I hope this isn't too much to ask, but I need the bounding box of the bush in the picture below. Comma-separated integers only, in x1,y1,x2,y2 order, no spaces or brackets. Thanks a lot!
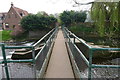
21,14,57,31
69,24,94,33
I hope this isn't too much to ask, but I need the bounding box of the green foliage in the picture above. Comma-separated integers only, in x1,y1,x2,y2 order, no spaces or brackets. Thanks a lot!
60,10,87,27
91,2,119,37
21,14,40,30
21,14,57,31
69,24,94,33
36,11,48,16
118,2,120,36
0,30,12,41
60,11,72,26
74,11,87,23
98,8,105,37
47,16,57,27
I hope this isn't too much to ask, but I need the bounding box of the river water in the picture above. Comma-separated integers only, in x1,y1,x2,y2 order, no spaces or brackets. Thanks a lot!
0,41,120,79
0,42,35,79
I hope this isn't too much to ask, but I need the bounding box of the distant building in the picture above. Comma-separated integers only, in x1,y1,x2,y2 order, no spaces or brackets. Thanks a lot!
2,3,28,35
85,11,93,22
0,13,7,29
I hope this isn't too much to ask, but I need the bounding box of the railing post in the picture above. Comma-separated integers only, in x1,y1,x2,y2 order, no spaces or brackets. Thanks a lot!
32,46,37,79
1,44,10,80
73,37,75,44
68,32,70,42
88,49,93,80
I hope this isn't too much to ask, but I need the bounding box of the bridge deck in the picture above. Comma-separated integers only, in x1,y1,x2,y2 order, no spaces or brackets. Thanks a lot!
44,29,74,78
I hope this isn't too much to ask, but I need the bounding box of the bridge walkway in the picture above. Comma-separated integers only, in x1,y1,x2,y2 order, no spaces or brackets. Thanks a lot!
44,28,74,78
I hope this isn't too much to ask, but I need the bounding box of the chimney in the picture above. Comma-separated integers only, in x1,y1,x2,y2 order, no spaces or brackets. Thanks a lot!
11,2,14,6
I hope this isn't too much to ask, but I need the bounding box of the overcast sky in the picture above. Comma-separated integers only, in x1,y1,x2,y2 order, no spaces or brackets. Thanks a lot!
0,0,93,14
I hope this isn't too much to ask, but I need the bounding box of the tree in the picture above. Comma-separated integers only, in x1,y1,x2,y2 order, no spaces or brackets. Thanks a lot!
48,16,57,27
60,11,72,26
60,10,87,27
21,13,57,31
74,11,87,23
91,2,119,37
36,11,48,17
21,14,41,30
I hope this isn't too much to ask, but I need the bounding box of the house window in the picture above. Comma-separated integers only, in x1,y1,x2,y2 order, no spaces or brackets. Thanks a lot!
20,13,23,16
13,25,15,28
5,23,9,28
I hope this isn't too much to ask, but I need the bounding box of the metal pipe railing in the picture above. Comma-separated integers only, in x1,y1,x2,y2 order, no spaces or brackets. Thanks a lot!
0,43,10,80
63,27,120,80
0,61,3,64
64,27,92,49
35,27,58,61
92,64,120,68
0,27,58,79
63,27,89,66
33,28,55,47
5,46,33,49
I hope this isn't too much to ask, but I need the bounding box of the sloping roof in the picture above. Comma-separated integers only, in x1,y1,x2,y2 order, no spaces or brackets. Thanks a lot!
3,3,29,22
14,7,28,16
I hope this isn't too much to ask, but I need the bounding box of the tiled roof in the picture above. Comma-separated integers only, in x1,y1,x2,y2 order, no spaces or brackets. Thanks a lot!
13,7,28,16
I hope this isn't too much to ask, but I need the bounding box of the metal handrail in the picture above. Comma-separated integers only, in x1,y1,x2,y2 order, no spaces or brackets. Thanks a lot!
33,28,55,47
5,46,33,49
64,27,120,51
0,61,3,64
35,28,57,60
63,27,120,79
64,27,92,49
0,27,58,80
63,27,89,66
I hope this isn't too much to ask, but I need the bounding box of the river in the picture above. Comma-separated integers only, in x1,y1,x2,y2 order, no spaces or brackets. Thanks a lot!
0,42,35,79
0,41,119,79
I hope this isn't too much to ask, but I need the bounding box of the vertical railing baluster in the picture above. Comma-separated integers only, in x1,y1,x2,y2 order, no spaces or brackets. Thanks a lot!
88,49,93,80
73,37,75,44
1,44,10,80
32,46,36,79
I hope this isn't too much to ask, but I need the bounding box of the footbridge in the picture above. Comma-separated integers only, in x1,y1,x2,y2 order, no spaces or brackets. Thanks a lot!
0,27,120,80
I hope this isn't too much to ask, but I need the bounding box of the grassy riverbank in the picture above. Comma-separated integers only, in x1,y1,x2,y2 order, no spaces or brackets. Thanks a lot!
0,30,12,41
0,28,53,44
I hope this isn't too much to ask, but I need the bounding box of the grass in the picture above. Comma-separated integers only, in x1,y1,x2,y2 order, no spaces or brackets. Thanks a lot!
0,30,12,41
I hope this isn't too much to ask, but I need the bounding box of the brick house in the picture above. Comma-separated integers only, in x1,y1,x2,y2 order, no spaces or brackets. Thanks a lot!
3,3,28,35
